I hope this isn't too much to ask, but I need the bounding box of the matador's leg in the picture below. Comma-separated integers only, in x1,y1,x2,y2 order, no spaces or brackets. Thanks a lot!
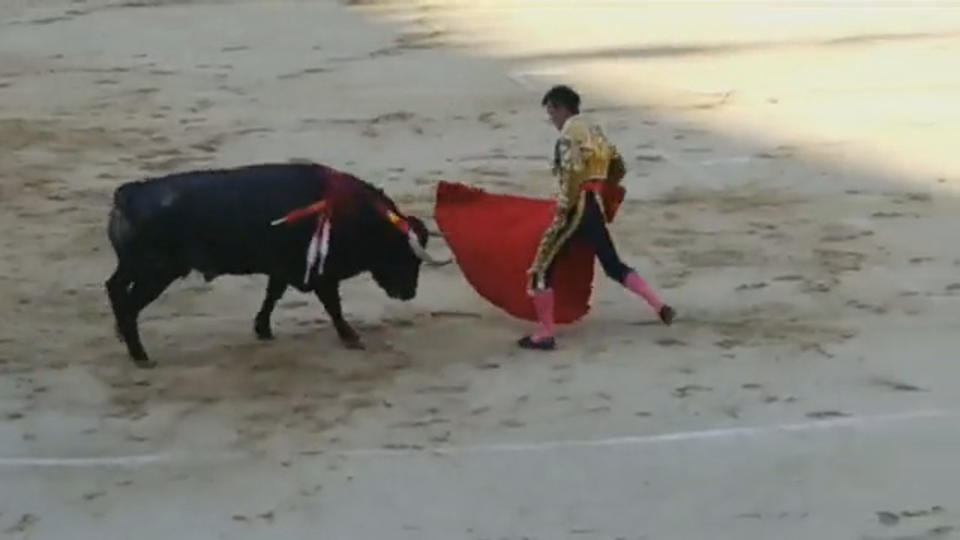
579,194,676,325
520,202,585,350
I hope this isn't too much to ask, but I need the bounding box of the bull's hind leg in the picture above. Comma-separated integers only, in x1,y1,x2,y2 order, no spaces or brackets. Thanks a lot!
105,261,133,342
118,269,178,368
254,275,288,340
315,282,362,349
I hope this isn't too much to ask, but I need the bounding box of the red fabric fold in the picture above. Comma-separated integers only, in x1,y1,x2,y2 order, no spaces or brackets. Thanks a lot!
433,180,626,324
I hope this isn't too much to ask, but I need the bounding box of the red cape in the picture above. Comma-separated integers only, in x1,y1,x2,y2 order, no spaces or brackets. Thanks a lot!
434,180,625,324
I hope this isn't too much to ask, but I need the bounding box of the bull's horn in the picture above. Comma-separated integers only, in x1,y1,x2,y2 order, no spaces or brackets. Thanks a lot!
407,232,451,266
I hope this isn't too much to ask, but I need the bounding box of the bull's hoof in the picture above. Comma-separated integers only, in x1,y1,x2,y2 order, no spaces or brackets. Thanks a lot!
132,355,157,369
254,326,275,341
254,318,275,340
342,337,365,350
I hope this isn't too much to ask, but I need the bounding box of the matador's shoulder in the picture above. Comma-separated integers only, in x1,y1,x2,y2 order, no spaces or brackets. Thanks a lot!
560,115,594,140
561,115,612,144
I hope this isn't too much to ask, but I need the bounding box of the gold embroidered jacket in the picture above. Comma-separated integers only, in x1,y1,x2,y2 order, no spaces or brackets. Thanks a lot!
528,114,626,289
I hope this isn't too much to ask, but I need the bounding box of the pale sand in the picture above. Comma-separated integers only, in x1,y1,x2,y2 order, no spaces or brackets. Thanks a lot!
1,1,959,538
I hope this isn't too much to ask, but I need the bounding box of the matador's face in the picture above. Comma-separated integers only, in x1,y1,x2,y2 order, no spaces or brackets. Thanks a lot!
545,102,570,131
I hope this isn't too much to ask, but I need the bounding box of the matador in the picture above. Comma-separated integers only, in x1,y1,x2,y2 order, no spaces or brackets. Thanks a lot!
520,85,676,350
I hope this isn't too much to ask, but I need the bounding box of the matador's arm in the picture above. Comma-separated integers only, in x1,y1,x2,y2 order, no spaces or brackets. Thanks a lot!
606,142,626,186
553,134,587,214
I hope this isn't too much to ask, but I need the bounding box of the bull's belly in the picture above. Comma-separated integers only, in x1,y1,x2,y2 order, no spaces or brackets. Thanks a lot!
183,243,360,291
182,239,293,279
144,222,361,288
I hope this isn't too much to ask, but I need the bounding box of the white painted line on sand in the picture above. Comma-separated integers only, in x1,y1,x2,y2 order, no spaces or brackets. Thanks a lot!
0,410,947,467
699,155,755,166
343,409,950,457
658,150,716,183
507,67,570,90
0,452,240,469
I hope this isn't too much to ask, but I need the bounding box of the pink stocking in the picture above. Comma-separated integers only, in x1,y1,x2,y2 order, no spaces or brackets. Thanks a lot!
531,288,555,341
623,271,663,312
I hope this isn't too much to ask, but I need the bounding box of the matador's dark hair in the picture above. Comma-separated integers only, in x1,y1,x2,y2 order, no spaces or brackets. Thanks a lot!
541,84,581,114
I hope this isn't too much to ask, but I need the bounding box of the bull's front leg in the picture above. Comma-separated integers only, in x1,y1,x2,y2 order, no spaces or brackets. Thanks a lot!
254,275,288,340
314,281,363,349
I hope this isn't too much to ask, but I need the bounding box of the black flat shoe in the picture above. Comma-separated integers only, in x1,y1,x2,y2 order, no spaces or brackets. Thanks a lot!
517,335,556,350
659,305,676,326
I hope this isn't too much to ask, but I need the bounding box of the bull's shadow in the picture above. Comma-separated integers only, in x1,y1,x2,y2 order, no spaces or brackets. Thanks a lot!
94,278,514,449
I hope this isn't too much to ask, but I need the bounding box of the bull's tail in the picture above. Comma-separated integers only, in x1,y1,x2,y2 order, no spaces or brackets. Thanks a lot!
107,185,137,254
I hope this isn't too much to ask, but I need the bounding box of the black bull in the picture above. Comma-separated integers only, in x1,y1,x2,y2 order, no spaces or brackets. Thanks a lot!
105,162,450,368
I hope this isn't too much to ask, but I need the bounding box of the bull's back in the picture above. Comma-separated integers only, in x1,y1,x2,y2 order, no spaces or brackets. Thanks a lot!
113,163,328,276
118,164,322,220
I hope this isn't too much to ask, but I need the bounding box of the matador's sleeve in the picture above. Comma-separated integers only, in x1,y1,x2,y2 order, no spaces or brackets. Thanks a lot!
554,131,587,213
606,140,626,186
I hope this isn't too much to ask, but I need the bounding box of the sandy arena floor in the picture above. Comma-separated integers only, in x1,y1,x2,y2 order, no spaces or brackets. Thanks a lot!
1,1,960,539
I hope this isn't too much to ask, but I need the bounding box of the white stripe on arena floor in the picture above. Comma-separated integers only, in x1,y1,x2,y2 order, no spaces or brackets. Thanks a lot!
0,409,947,467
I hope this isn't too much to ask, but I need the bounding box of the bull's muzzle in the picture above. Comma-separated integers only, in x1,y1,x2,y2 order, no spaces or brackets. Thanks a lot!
407,232,452,267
